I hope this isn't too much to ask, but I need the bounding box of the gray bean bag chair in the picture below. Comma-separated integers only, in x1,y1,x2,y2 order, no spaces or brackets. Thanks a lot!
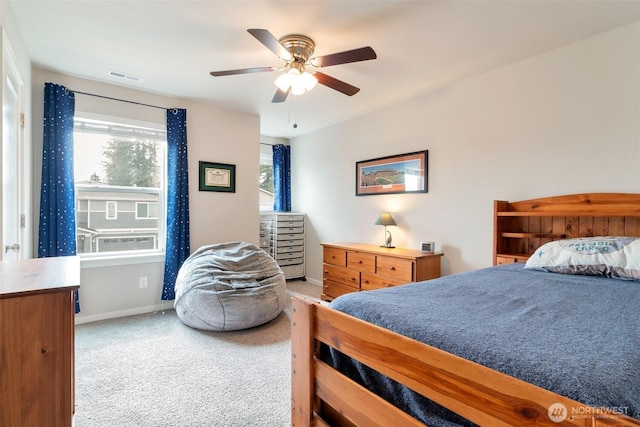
174,242,286,331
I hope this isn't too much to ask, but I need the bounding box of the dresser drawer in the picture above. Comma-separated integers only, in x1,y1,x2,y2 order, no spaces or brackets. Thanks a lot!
322,279,357,300
276,233,304,242
324,247,347,267
277,214,305,222
496,255,528,265
360,272,407,291
276,252,304,263
323,264,359,289
276,226,303,234
376,256,413,281
347,251,375,273
276,220,304,228
276,244,303,253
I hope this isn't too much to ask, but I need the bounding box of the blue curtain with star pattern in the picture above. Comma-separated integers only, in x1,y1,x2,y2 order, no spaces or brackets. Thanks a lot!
38,82,80,312
273,144,291,211
161,108,190,300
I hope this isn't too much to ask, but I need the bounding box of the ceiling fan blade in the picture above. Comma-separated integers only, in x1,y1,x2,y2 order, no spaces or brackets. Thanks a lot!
210,66,276,77
272,88,290,103
247,29,293,61
310,46,377,68
314,72,360,96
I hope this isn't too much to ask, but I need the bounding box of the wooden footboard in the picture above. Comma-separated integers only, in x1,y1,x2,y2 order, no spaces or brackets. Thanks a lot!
291,296,640,427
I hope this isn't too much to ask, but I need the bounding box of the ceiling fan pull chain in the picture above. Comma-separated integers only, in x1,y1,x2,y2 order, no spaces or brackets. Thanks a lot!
293,95,298,129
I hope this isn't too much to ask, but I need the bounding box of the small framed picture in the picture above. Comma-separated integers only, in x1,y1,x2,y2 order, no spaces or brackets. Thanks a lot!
199,161,236,193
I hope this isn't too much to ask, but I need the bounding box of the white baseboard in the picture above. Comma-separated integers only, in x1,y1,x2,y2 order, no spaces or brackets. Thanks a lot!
303,277,322,286
75,301,175,325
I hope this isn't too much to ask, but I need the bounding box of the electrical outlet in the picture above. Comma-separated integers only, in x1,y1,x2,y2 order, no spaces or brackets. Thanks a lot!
139,276,148,288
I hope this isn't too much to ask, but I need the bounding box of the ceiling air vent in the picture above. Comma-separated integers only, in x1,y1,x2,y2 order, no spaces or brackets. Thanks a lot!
108,70,144,83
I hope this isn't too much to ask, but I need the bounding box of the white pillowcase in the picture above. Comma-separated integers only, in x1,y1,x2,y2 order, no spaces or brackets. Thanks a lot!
524,236,640,281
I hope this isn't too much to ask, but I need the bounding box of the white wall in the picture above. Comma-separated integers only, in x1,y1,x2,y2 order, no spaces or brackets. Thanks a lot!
31,69,260,323
292,22,640,283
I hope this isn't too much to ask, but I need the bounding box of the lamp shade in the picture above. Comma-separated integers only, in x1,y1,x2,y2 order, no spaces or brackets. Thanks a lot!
374,213,396,226
275,68,318,95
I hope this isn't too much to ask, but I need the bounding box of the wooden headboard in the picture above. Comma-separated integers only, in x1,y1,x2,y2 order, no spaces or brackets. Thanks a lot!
493,193,640,265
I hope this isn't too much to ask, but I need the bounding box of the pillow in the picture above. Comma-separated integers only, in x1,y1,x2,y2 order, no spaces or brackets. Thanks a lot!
524,236,640,281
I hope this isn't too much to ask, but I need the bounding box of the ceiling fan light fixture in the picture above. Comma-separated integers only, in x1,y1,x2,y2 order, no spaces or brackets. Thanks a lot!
301,71,318,91
274,71,293,91
275,68,317,95
290,80,306,96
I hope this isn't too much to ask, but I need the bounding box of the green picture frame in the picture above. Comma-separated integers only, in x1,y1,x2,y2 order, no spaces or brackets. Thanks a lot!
199,161,236,193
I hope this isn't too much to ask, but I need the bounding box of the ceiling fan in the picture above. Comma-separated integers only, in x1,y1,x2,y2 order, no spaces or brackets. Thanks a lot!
210,29,377,103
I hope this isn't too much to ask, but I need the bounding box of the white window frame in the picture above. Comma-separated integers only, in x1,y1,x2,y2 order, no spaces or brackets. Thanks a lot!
74,112,167,267
105,201,117,220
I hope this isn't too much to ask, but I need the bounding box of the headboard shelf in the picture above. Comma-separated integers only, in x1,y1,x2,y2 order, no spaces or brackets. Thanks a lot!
497,211,640,217
501,232,567,239
493,193,640,265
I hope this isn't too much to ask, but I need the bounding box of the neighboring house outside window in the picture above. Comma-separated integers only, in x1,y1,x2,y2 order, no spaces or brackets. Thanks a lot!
259,142,274,211
74,116,166,256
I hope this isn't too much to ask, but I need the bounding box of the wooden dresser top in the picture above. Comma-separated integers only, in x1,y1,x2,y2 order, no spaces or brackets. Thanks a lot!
321,242,443,260
0,256,80,298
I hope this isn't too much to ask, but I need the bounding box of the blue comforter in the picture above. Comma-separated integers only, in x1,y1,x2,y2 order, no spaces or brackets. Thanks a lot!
324,263,640,426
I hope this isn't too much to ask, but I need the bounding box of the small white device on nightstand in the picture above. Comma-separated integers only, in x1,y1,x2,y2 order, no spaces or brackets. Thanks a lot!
420,241,435,254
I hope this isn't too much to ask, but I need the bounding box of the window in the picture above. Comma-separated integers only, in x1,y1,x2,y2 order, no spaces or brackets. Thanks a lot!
106,201,117,219
136,202,158,219
74,116,166,255
259,143,274,211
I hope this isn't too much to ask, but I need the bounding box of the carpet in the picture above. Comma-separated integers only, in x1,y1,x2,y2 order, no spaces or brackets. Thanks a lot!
74,281,321,427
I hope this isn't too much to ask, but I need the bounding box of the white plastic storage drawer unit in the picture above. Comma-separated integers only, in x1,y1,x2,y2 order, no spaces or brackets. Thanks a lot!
259,213,306,280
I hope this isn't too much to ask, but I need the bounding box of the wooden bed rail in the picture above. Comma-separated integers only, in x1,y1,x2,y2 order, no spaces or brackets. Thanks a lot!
291,296,640,427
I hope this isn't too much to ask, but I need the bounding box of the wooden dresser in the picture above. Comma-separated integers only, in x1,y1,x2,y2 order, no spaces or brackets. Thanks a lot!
321,242,443,301
0,256,80,427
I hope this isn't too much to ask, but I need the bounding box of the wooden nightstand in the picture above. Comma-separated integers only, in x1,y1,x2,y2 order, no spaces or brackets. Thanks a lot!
320,242,443,302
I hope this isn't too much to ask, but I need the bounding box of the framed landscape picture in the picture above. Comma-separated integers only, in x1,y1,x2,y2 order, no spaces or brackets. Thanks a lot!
199,161,236,192
356,150,428,196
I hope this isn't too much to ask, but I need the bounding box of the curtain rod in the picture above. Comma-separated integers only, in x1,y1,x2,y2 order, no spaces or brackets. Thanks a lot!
71,89,170,111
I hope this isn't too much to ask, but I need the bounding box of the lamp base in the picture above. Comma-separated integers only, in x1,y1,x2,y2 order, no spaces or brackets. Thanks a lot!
380,245,396,248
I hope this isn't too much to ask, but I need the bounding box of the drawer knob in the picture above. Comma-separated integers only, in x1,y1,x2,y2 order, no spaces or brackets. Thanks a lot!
324,270,329,274
351,277,356,281
358,260,363,264
331,255,335,259
389,266,396,271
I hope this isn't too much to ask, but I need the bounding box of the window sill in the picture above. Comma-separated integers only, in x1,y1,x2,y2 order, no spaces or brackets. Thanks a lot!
80,251,165,269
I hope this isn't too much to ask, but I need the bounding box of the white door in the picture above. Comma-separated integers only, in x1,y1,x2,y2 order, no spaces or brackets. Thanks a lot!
1,38,24,260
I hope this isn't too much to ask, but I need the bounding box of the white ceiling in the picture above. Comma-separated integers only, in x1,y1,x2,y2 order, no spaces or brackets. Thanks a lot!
9,0,640,138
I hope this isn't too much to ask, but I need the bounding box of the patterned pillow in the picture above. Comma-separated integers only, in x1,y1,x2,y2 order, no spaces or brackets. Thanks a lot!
524,237,640,281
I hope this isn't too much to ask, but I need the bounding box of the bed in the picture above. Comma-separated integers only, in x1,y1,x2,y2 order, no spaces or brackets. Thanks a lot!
291,193,640,427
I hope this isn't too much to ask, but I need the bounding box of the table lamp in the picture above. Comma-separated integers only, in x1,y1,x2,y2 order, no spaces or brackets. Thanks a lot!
375,213,396,248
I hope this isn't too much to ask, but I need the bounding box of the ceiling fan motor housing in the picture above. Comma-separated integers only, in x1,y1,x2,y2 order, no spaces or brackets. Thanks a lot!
279,34,315,64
